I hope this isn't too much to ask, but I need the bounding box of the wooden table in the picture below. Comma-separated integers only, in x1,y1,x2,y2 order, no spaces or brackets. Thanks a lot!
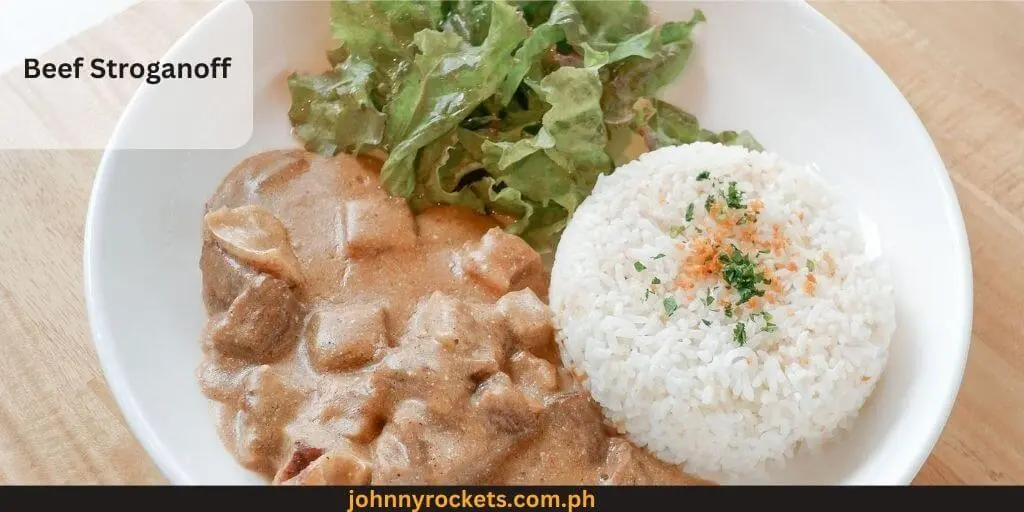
0,1,1021,485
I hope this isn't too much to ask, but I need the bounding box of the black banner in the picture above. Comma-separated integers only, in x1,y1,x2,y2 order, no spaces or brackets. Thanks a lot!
0,485,1019,510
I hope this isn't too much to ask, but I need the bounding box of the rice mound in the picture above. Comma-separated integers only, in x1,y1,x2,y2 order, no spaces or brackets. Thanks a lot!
548,142,896,482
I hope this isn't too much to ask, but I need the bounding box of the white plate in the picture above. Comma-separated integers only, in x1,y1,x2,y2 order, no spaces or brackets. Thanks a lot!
84,0,973,485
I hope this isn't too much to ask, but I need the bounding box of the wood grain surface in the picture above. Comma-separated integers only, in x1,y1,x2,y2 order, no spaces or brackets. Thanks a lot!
0,0,1021,485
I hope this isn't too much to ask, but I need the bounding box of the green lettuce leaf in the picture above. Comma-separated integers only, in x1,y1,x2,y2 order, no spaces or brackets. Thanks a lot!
287,57,386,156
494,86,550,140
572,0,651,46
331,0,444,51
582,10,705,68
498,0,583,104
409,130,486,212
288,0,761,254
482,128,555,169
441,0,493,45
530,66,612,175
482,140,577,211
476,66,610,232
634,98,763,151
467,178,569,253
329,0,444,97
464,82,548,142
605,122,648,167
511,199,569,252
380,0,530,197
510,0,556,27
599,9,706,124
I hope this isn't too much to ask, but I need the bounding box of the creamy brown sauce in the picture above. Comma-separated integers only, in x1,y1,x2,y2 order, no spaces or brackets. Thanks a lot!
196,149,707,485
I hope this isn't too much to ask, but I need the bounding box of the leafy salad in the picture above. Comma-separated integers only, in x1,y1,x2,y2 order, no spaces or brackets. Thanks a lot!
287,0,760,252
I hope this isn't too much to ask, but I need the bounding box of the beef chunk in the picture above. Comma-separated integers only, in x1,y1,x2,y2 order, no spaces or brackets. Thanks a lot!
207,274,300,362
460,228,542,295
600,438,655,485
199,238,258,314
372,399,431,484
275,443,372,486
481,390,610,485
372,399,519,485
197,355,250,403
471,372,541,435
304,304,388,372
403,292,506,379
496,289,554,355
507,350,559,397
232,366,303,473
600,438,708,485
272,441,324,484
343,197,417,258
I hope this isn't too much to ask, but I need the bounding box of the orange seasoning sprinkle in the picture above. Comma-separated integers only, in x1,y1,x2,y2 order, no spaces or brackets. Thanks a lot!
773,224,783,238
760,268,782,302
679,235,723,281
739,225,758,243
766,224,790,257
803,273,818,295
710,224,729,245
720,213,739,231
823,252,837,277
709,202,725,219
675,276,696,290
667,184,789,330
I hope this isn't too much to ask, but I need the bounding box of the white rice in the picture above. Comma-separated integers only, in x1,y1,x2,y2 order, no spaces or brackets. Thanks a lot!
548,142,896,482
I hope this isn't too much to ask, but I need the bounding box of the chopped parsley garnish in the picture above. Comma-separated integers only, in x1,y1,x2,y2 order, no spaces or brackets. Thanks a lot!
806,259,816,272
759,311,778,334
668,225,686,237
643,289,652,301
702,288,715,307
758,249,771,255
736,213,749,225
651,277,661,285
696,170,711,181
685,203,695,223
701,319,712,327
725,181,746,209
653,253,666,260
704,195,715,212
724,303,733,318
634,261,646,272
663,297,679,317
718,246,768,305
733,322,747,346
